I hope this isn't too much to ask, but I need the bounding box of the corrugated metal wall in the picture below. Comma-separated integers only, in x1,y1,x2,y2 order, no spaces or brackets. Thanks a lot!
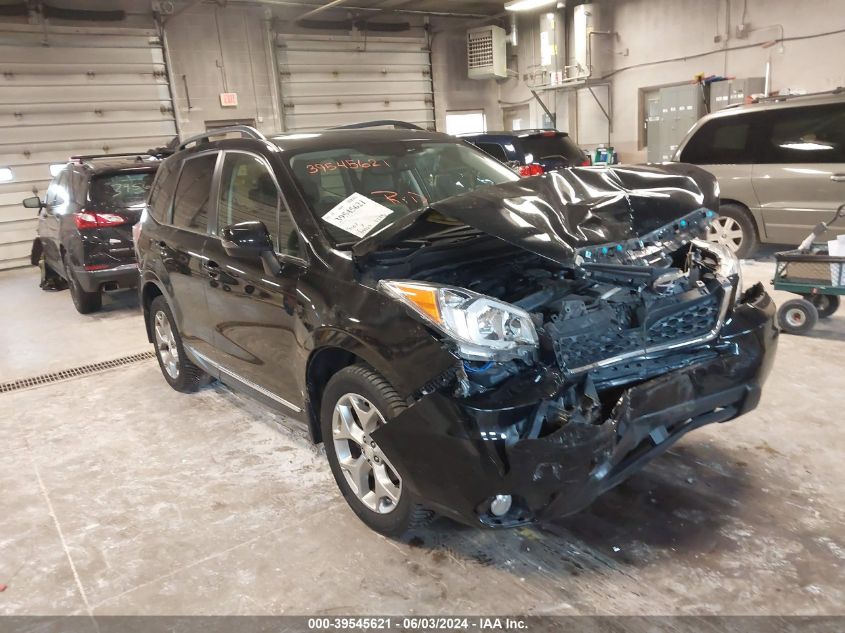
0,23,177,270
275,29,435,132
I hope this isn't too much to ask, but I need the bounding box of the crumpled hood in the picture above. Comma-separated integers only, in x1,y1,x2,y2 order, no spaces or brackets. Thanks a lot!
354,163,719,265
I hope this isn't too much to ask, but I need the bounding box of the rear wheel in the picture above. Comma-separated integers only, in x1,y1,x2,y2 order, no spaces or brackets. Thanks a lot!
706,203,759,259
63,254,101,313
778,298,818,335
803,294,840,319
321,365,433,536
150,296,210,393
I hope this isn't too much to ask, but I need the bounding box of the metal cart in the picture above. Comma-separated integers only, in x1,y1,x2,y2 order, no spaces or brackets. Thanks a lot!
772,204,845,335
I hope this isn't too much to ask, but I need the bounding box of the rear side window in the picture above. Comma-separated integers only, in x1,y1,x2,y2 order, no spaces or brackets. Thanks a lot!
680,113,760,164
148,159,179,223
475,142,509,163
518,134,583,163
764,103,845,164
89,172,154,210
172,153,217,232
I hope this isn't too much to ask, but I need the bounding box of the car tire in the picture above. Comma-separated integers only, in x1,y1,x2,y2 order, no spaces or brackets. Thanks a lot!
777,298,818,335
706,203,759,259
321,365,434,537
150,296,210,393
803,294,840,319
63,254,101,313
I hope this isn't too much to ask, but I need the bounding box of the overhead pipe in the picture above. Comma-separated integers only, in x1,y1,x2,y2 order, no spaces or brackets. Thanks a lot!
297,0,351,22
225,0,489,19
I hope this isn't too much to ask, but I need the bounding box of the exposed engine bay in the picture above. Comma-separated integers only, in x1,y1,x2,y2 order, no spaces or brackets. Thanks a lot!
366,228,737,397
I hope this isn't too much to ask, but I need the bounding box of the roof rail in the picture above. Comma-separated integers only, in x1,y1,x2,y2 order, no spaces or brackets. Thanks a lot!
178,125,267,150
753,86,844,104
330,120,424,131
69,152,163,162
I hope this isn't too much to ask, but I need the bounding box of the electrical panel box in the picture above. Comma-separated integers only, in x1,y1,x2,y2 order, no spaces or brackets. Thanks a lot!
710,77,766,111
467,25,507,80
647,84,709,163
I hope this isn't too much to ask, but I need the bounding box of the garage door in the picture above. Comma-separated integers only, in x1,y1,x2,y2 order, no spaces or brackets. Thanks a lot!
275,31,435,132
0,24,177,270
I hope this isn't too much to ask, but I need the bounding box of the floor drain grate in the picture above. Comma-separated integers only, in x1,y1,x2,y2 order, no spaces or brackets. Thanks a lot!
0,351,156,394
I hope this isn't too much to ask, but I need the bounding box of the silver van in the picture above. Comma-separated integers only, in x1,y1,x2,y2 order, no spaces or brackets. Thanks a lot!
674,90,845,257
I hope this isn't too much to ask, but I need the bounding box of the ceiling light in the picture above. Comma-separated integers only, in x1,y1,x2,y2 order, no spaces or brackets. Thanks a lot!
0,167,13,183
50,163,66,177
505,0,557,12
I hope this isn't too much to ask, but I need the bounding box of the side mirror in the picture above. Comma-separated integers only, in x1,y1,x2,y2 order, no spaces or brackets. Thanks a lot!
220,221,281,276
221,221,273,257
23,196,43,210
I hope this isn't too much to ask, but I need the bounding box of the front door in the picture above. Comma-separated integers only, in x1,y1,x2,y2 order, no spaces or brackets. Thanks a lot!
203,150,308,413
752,102,845,243
39,169,69,270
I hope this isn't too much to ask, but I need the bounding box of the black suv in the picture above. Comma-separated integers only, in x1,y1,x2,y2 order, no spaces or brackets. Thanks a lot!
461,129,590,176
137,124,777,536
25,154,161,313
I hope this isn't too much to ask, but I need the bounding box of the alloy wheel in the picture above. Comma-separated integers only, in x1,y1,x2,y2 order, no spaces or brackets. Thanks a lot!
706,216,745,254
332,393,402,514
154,310,180,379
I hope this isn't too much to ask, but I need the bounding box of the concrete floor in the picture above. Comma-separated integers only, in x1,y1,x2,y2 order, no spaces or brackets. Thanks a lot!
1,256,844,616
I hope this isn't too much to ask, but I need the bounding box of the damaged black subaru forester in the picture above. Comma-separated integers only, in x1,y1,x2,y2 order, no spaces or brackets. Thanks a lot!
136,124,777,536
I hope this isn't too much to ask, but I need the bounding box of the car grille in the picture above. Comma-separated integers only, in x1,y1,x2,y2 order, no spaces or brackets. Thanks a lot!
551,292,723,373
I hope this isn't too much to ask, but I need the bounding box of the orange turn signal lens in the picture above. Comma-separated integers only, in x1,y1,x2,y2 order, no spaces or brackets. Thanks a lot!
389,283,441,323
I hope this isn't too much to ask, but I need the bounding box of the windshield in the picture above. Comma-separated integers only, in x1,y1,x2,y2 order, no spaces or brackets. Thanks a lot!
288,141,518,243
518,134,584,163
89,171,155,209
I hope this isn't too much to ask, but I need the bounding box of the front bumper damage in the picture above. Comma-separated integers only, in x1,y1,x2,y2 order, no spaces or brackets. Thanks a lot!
371,283,778,528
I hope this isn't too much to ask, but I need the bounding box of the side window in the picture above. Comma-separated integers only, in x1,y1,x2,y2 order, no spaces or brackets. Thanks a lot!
217,153,301,258
172,153,217,232
475,142,509,163
148,159,179,223
680,114,760,164
765,104,845,164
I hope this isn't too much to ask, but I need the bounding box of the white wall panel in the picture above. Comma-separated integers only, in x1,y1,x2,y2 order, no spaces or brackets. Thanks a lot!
0,23,176,269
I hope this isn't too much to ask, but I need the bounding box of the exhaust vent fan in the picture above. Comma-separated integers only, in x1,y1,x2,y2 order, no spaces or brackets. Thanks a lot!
467,25,507,80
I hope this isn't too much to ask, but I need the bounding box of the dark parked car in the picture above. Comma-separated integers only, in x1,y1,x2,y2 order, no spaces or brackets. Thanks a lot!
26,154,161,313
461,129,590,176
136,124,777,536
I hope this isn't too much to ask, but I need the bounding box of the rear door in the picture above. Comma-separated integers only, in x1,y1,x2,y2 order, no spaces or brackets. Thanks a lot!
751,102,845,242
202,150,307,414
159,151,219,357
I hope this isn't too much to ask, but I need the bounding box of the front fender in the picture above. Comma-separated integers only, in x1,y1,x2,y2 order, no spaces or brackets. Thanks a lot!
306,324,456,400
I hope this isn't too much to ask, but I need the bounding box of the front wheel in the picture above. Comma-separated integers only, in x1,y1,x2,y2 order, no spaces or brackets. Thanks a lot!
778,298,818,335
321,365,433,536
803,294,840,319
150,296,210,393
706,203,759,259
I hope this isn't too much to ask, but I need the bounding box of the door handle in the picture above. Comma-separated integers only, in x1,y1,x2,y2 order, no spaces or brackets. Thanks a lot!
831,174,845,182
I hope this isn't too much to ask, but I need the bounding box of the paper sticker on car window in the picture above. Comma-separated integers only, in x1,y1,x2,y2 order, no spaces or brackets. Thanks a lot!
321,192,394,238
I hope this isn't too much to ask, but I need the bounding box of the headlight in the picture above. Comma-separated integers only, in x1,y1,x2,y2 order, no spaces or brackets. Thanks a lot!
691,239,743,301
379,280,539,361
